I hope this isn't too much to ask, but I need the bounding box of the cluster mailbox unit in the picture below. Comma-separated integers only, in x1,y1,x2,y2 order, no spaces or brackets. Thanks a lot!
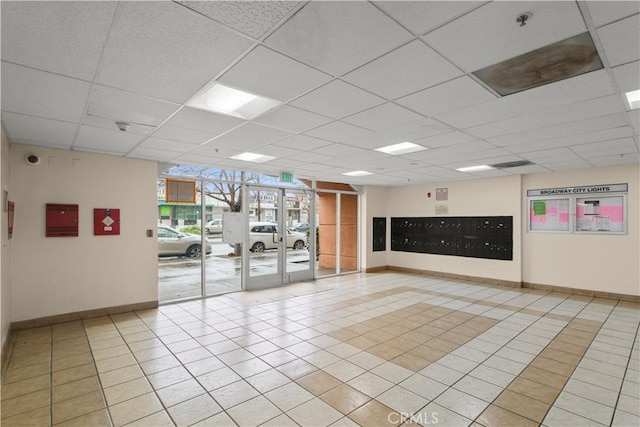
391,216,513,261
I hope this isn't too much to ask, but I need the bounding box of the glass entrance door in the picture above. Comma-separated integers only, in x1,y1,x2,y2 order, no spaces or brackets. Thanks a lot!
246,186,313,290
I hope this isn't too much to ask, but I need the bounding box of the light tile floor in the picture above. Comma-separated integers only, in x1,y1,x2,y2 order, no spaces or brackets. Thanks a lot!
2,272,639,426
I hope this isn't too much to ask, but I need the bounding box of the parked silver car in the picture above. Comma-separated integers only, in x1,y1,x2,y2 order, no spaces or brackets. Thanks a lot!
158,224,212,258
249,222,306,253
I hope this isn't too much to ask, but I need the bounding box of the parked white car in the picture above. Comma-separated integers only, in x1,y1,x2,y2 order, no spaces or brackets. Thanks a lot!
249,222,306,253
158,224,212,258
205,219,223,234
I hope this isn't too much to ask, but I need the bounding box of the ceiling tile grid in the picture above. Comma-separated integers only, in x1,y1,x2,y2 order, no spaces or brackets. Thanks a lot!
0,1,638,187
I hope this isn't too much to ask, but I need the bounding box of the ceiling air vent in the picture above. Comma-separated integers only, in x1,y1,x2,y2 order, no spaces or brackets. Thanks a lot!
474,32,603,96
491,160,535,169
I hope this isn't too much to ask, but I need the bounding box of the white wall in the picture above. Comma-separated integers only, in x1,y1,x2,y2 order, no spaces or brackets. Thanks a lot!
10,144,159,322
384,175,522,283
1,128,11,349
522,164,639,296
361,186,389,270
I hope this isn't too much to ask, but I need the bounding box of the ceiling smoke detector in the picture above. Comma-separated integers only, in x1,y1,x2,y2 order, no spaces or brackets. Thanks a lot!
116,121,130,132
516,12,532,27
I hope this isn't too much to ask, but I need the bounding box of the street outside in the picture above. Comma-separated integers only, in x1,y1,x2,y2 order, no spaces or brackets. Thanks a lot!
158,235,311,302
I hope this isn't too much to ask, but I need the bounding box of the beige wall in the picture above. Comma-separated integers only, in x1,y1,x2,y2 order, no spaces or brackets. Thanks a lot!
384,175,523,283
522,164,639,296
9,144,159,322
1,128,11,350
361,186,389,269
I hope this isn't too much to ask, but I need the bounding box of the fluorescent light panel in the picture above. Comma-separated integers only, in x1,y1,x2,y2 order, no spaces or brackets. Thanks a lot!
230,152,276,163
342,170,373,176
187,82,281,119
456,165,494,172
626,89,640,110
375,142,427,155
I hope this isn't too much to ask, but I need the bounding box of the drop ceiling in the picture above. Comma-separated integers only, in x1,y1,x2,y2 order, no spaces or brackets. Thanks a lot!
1,1,638,186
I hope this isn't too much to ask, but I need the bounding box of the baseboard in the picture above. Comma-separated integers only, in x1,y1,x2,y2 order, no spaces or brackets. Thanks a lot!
1,324,16,383
11,300,159,331
522,282,640,302
364,265,639,301
385,265,522,288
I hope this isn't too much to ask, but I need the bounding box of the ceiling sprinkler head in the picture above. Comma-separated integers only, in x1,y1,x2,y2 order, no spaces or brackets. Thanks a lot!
516,12,532,27
116,121,130,132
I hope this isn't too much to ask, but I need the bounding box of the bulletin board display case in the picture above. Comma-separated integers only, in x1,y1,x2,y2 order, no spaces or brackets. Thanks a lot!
528,197,571,233
575,195,626,234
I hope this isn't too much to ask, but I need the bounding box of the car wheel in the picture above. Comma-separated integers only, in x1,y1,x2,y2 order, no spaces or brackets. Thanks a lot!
293,240,305,250
186,244,201,258
251,242,265,253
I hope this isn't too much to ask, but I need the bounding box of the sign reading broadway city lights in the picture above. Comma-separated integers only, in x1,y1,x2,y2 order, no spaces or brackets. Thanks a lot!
527,183,628,197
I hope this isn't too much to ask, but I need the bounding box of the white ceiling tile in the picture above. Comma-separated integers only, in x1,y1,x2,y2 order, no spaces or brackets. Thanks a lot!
342,40,463,100
205,123,292,151
423,2,586,71
291,80,384,119
487,113,628,147
82,115,156,136
152,125,216,145
536,158,592,170
408,140,497,161
312,144,387,162
1,112,77,149
250,145,301,159
508,125,634,153
254,105,332,133
172,153,222,167
265,2,412,76
343,103,425,132
629,111,640,135
586,1,640,27
141,137,200,153
272,135,334,151
74,125,144,154
413,131,478,148
187,145,240,159
304,121,376,146
504,164,550,174
127,146,179,162
0,2,117,81
466,95,624,139
571,137,638,156
597,14,640,67
518,147,579,162
396,76,495,117
588,153,639,166
176,1,299,39
612,61,640,94
282,151,334,164
96,2,252,103
372,118,455,148
163,108,245,135
87,85,180,128
220,46,332,102
374,1,484,35
436,69,615,129
1,63,91,123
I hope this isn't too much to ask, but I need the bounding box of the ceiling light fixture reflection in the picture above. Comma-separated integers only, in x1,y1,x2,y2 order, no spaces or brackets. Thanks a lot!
625,89,640,110
342,170,374,176
456,165,494,173
187,82,281,119
375,142,427,155
230,152,276,163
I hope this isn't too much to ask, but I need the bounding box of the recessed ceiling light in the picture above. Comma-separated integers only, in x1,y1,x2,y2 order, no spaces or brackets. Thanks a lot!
342,170,374,176
230,152,276,163
375,141,427,155
456,165,494,172
187,82,281,119
625,89,640,110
